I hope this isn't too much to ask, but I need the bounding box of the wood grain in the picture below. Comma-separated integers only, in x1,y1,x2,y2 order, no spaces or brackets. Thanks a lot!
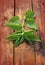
33,0,45,65
14,0,35,65
33,0,45,46
0,0,45,65
0,0,14,65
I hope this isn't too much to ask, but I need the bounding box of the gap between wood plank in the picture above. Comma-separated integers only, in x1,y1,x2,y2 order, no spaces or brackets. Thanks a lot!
31,0,33,11
13,0,16,65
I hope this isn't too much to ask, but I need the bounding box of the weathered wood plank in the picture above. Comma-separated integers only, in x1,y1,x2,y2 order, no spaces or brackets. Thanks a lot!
33,0,45,46
0,0,14,65
14,0,35,65
33,0,45,65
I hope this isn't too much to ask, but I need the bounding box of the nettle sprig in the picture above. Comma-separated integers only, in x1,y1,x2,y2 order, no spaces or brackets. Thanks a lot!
5,10,41,46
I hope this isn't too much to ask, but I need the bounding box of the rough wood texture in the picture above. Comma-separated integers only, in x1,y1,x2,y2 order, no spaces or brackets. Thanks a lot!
33,0,45,65
14,42,35,65
14,0,35,65
33,0,45,46
0,0,45,65
0,0,14,65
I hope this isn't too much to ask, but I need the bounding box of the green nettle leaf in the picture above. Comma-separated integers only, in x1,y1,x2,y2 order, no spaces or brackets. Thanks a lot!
14,36,24,46
29,35,41,42
24,35,33,44
25,10,36,18
25,32,41,42
7,32,23,41
5,16,22,31
24,30,41,43
5,10,41,46
25,18,38,30
6,22,22,31
8,16,20,24
24,30,34,36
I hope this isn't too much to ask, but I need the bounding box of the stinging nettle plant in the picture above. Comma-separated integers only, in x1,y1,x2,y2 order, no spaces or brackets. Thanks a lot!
5,10,41,46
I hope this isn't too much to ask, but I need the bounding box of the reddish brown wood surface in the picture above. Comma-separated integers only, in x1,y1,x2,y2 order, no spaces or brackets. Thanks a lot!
33,0,45,46
14,0,35,65
33,0,45,65
0,0,14,65
0,0,45,65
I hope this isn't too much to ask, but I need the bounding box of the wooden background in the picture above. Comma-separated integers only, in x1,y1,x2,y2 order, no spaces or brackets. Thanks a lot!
0,0,45,65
